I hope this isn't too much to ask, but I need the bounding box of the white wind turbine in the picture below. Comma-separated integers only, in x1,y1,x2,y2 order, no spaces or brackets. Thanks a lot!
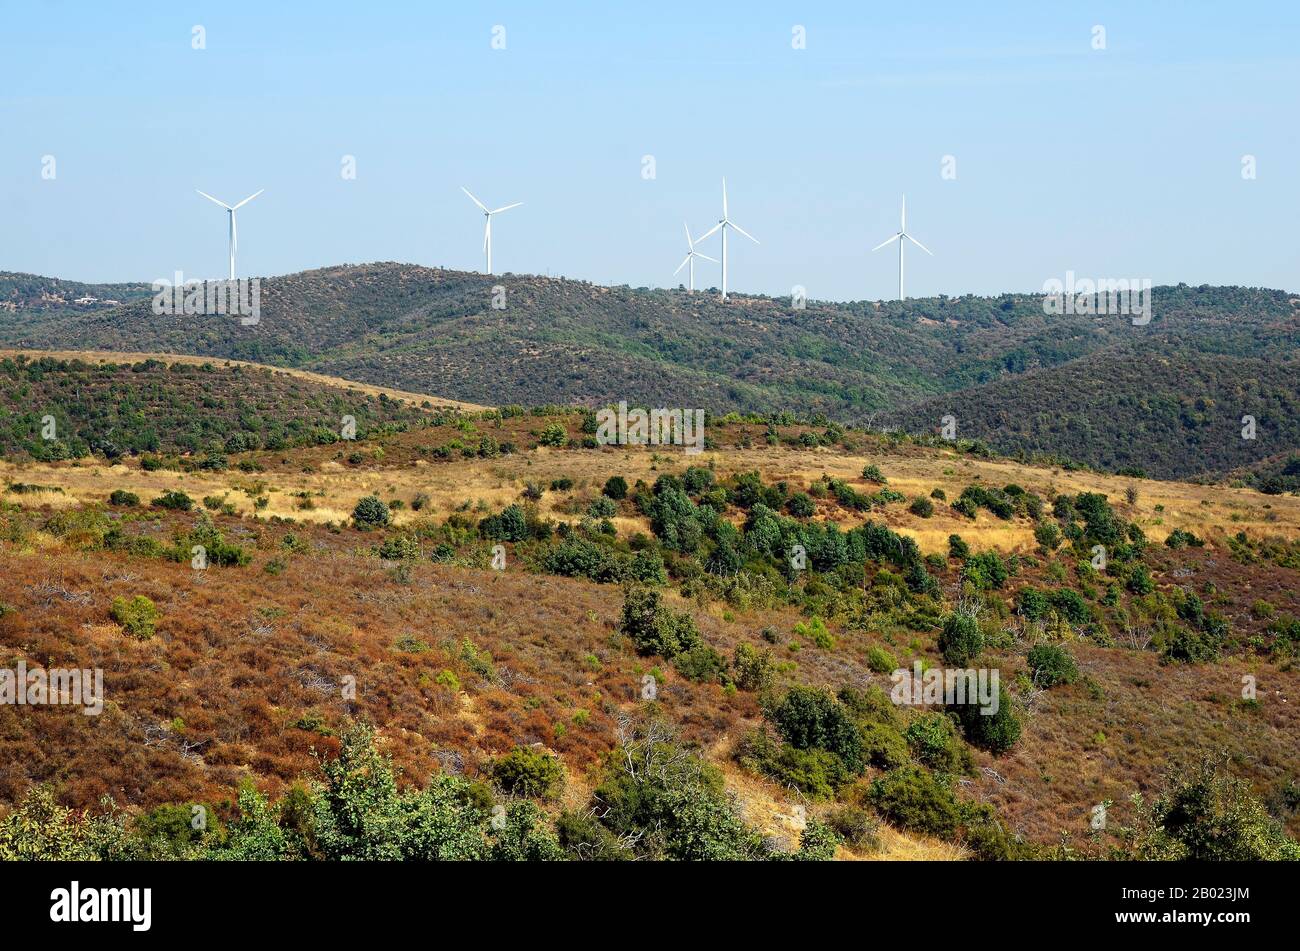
673,222,718,293
695,178,758,301
462,187,523,275
871,195,932,301
196,189,264,280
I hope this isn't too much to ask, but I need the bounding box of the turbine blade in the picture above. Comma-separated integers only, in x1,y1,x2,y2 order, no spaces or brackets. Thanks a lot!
729,221,759,244
196,189,231,210
230,211,237,255
696,222,723,243
683,221,694,249
462,187,488,212
694,252,719,264
905,233,933,255
871,234,901,252
721,178,728,218
233,188,264,209
901,194,906,231
483,217,491,253
674,254,692,275
490,201,522,214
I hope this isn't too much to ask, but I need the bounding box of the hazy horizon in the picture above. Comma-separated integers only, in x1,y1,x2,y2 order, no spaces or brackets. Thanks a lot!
3,1,1297,298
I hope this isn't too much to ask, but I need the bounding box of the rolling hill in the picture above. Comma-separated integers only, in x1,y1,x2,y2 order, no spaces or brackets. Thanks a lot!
1,265,1296,480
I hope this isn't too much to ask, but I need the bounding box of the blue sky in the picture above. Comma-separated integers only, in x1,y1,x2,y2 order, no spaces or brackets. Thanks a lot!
2,1,1297,299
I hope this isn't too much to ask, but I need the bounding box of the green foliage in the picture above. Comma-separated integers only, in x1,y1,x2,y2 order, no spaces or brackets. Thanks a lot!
0,786,125,860
673,642,728,683
963,551,1009,590
950,685,1020,754
1027,643,1078,687
868,766,963,838
602,476,628,500
939,613,983,665
492,746,564,799
732,642,775,691
766,686,865,775
1128,755,1300,861
794,615,835,649
947,534,970,560
593,719,767,860
110,594,159,639
787,492,815,518
537,423,567,447
352,495,391,530
905,713,973,774
618,586,701,658
151,489,193,511
479,504,527,542
866,644,898,674
108,489,139,507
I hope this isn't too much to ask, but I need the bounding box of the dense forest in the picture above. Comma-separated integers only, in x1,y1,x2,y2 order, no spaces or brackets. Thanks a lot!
1,266,1295,479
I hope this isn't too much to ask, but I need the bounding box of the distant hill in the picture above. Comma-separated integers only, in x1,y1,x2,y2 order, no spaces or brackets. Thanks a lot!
0,354,435,459
1,264,1295,478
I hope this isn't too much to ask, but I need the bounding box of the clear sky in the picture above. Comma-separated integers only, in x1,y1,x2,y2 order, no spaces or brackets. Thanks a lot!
2,1,1297,300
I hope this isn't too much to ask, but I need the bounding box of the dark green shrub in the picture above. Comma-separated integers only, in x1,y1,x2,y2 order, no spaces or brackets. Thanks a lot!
868,766,962,838
939,613,983,665
352,495,390,530
947,534,970,560
151,490,193,511
618,587,700,658
479,504,527,542
1027,643,1078,687
767,686,865,774
492,746,564,799
602,476,628,500
904,713,973,774
787,492,815,518
950,685,1020,754
673,643,727,683
108,489,139,507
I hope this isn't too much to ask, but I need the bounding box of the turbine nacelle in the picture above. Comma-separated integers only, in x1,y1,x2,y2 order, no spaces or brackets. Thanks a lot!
197,188,263,281
871,194,932,301
694,177,759,300
462,187,523,275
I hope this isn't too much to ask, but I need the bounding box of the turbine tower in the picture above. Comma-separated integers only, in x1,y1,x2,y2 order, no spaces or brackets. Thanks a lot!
673,222,718,293
696,178,758,301
871,195,932,301
462,187,523,275
196,189,264,281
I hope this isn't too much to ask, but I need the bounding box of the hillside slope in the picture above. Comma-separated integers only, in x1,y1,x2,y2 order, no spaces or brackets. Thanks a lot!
3,412,1299,860
1,265,1296,478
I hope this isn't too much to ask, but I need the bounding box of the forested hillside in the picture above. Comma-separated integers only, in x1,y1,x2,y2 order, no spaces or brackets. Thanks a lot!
1,266,1295,479
0,355,430,459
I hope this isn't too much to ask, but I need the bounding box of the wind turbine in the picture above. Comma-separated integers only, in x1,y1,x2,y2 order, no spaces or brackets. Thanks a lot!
196,189,264,280
462,187,523,275
871,195,932,301
695,178,758,301
673,222,718,293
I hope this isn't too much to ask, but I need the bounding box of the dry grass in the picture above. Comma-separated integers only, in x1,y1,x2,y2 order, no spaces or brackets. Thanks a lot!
7,429,1298,553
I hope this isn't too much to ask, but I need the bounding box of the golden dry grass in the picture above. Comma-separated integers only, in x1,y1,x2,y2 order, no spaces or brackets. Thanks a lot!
7,435,1299,555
